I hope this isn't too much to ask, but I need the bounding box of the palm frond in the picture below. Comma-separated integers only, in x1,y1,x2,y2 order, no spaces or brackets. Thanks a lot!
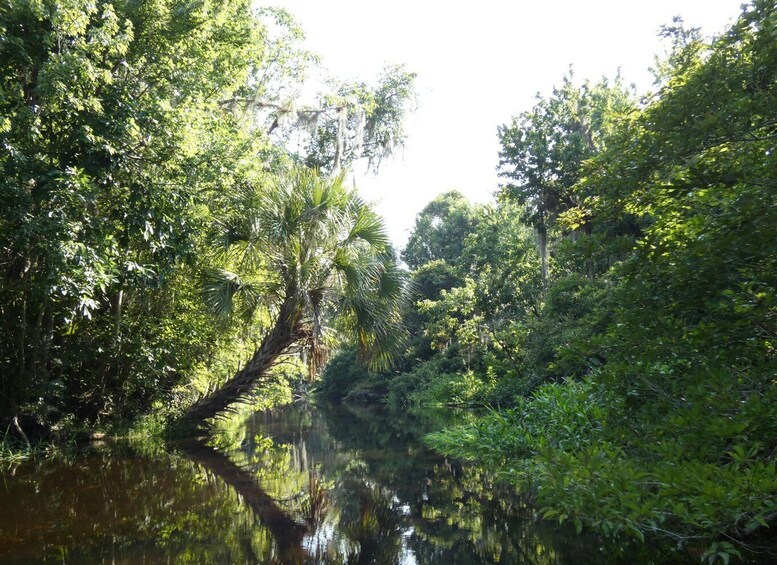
201,268,246,319
342,295,407,370
377,257,408,302
346,201,390,250
201,268,278,323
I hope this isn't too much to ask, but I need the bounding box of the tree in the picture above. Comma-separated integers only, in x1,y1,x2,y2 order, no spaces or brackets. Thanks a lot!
578,1,777,380
219,22,418,177
299,64,418,175
0,0,418,436
430,1,777,552
401,191,482,272
497,74,634,288
184,167,407,425
0,0,263,426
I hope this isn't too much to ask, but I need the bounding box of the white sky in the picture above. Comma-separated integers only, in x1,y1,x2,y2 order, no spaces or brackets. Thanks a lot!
268,0,743,248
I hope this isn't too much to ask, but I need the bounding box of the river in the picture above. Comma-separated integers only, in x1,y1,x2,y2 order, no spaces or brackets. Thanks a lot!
0,402,664,563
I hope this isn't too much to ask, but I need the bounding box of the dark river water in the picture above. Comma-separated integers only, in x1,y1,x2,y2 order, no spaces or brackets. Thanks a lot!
0,403,671,564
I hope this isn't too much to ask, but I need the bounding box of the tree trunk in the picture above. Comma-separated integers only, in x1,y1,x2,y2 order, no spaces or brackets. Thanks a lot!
183,297,304,426
112,288,124,345
584,221,595,280
537,219,549,292
179,440,307,560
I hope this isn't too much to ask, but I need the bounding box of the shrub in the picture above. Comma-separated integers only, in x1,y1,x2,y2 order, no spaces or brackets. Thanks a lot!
317,349,378,400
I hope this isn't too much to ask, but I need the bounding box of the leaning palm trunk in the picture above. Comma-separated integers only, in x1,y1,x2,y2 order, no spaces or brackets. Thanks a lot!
182,168,407,429
180,439,307,558
185,297,306,425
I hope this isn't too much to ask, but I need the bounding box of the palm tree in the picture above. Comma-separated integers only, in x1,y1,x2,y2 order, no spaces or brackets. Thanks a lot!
184,167,407,426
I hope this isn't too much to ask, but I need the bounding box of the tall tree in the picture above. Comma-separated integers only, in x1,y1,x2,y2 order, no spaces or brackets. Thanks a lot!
497,74,633,288
430,2,777,552
299,64,418,175
579,0,777,389
0,0,417,434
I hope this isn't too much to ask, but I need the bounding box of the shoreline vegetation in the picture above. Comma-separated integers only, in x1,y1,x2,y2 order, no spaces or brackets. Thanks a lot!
317,2,777,559
1,1,775,562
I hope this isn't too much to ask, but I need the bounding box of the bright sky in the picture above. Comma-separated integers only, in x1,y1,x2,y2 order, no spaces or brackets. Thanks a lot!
269,0,743,248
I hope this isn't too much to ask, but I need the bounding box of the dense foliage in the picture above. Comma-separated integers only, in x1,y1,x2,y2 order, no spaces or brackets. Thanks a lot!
0,0,261,430
0,0,415,438
2,0,775,559
323,1,777,559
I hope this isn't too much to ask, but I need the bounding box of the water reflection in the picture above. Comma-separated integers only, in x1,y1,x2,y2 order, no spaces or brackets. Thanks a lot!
233,403,640,564
0,448,273,563
0,403,654,563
